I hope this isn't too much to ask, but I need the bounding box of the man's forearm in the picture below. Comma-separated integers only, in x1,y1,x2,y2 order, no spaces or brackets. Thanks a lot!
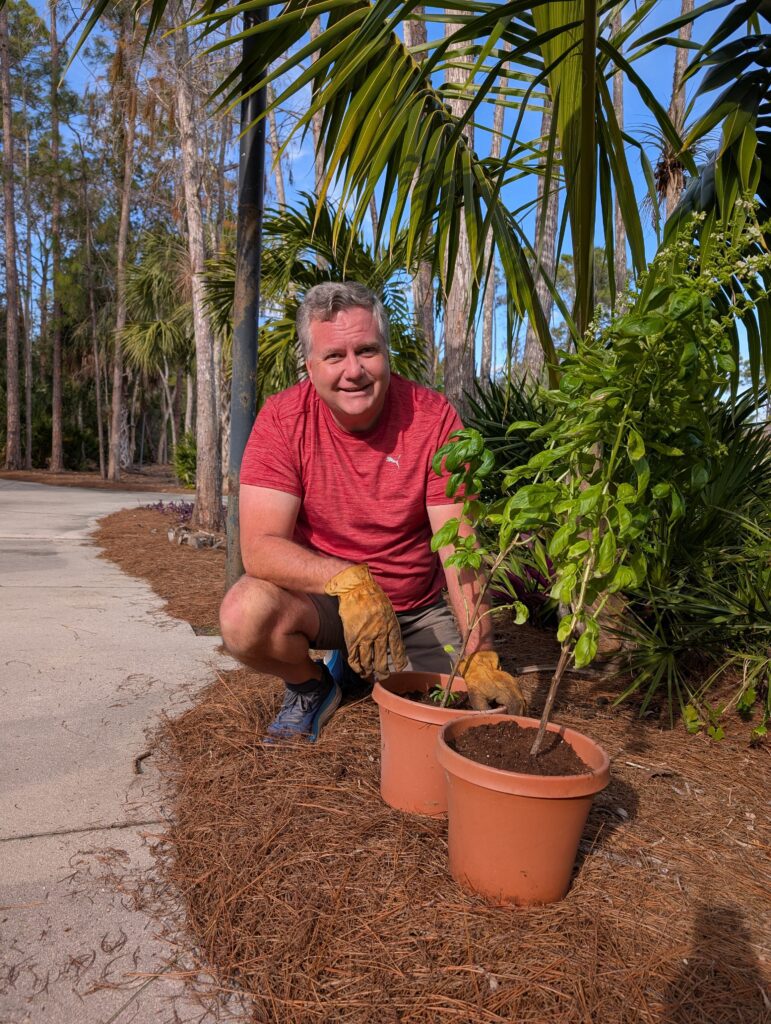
242,535,352,593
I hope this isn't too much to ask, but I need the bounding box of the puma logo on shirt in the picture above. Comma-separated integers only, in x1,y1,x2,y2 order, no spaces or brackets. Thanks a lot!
385,454,401,468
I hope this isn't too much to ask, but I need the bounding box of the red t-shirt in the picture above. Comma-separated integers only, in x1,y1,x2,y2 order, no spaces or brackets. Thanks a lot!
240,373,464,611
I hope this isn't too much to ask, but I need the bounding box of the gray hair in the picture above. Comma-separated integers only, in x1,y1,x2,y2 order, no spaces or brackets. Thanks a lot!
296,281,390,360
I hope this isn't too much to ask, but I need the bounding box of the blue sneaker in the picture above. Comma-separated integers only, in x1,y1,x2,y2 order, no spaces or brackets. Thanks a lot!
324,649,371,697
264,667,342,743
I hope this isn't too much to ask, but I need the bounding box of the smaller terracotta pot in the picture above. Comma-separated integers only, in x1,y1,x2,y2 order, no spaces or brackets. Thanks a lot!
437,713,610,906
372,672,472,816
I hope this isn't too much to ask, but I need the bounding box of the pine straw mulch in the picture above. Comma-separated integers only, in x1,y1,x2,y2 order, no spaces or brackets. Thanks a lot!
0,464,187,492
94,506,771,1024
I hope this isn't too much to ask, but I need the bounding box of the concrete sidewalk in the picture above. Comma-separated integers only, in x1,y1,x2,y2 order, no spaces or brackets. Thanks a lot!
0,481,243,1023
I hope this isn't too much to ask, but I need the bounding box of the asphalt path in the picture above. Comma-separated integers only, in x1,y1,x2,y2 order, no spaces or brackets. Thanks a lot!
0,480,242,1023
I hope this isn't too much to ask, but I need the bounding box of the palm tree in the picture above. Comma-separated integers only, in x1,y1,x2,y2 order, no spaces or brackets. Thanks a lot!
122,230,195,461
204,194,428,402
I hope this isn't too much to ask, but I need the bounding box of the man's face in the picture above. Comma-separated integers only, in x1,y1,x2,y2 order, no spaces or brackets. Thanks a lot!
305,306,390,432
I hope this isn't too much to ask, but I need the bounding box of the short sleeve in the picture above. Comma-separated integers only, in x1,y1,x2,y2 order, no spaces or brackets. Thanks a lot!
425,399,465,505
239,397,302,496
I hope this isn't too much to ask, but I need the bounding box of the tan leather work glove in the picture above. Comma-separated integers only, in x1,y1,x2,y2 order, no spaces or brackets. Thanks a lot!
324,564,408,680
458,650,527,715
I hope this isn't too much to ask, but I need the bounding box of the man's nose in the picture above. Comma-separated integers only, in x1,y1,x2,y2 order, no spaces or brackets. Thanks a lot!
342,351,365,377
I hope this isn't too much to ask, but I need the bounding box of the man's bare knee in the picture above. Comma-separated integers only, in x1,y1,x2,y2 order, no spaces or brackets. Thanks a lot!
219,576,318,669
219,577,279,657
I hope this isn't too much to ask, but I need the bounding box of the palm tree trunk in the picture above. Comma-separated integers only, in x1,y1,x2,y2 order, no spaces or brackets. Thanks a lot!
1,4,22,468
173,18,223,531
49,0,63,472
404,13,435,377
442,18,475,417
612,8,627,304
522,100,558,382
108,15,138,479
666,0,694,218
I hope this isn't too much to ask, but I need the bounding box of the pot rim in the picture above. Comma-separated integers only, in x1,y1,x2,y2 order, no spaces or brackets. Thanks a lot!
372,671,474,726
437,713,610,799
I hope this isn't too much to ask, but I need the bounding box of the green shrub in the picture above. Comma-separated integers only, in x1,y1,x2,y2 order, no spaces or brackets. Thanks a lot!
173,432,196,489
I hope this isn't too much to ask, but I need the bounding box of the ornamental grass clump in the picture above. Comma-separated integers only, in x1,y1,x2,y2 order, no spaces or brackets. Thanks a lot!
433,211,771,753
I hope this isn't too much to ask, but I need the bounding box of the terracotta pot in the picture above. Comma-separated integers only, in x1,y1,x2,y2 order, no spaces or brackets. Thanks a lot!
436,713,610,906
372,671,473,816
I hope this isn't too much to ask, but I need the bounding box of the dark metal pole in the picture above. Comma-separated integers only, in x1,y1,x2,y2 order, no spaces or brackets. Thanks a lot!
226,8,267,590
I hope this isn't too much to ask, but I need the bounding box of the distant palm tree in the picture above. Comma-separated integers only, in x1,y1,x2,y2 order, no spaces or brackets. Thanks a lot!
123,229,195,456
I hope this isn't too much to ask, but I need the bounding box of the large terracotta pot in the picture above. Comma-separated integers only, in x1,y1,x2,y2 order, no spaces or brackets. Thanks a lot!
437,713,610,906
372,671,473,816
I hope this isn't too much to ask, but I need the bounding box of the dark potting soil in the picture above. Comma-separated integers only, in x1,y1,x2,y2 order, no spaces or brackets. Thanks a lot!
403,690,473,711
449,721,591,776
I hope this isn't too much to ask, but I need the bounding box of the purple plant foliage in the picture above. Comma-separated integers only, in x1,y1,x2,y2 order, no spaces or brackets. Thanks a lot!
145,500,195,525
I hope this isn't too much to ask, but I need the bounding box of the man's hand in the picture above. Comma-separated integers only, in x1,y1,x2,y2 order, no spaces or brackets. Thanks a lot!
458,650,527,715
324,564,408,680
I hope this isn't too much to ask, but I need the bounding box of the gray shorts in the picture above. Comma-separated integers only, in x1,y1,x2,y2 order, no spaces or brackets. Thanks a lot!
308,594,462,674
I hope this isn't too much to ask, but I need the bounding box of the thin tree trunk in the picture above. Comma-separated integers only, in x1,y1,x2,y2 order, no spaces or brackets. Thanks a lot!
522,100,558,382
78,140,106,478
184,369,194,434
38,226,49,378
172,365,183,446
174,18,223,530
266,83,286,210
161,361,177,450
1,4,22,468
22,93,34,467
665,0,694,218
49,0,63,471
442,19,475,417
612,8,626,303
404,13,435,377
309,18,325,197
108,16,138,479
481,50,508,383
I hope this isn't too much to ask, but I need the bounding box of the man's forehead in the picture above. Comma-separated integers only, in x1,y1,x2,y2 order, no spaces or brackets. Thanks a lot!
309,308,382,346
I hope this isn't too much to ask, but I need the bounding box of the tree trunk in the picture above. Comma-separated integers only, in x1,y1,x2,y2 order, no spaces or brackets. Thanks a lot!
49,0,63,471
1,4,22,468
404,13,435,376
612,8,627,305
108,16,138,479
522,100,558,382
184,369,194,434
665,0,694,218
22,95,33,467
442,19,475,418
78,140,106,478
309,18,325,197
481,50,508,383
266,83,286,210
174,18,223,531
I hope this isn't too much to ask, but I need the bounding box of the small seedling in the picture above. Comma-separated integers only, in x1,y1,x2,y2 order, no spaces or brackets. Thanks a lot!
429,686,463,706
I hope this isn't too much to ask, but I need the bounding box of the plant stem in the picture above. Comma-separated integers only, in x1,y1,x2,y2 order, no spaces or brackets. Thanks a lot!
441,541,517,706
530,642,573,756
